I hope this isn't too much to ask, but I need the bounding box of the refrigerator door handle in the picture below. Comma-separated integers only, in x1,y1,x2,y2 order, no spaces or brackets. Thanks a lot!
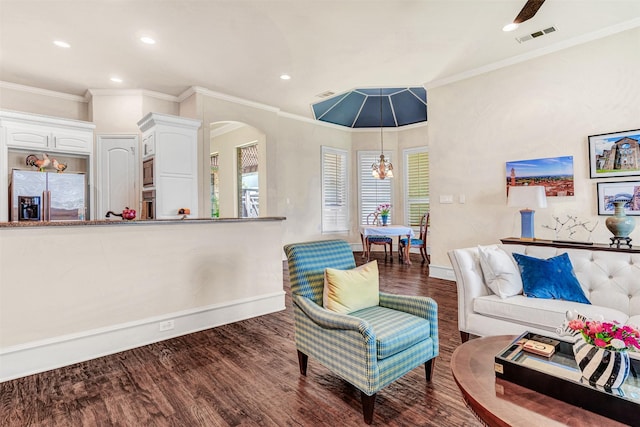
43,190,51,221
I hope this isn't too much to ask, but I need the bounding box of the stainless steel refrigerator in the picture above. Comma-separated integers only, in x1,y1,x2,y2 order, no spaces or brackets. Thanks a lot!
10,169,87,221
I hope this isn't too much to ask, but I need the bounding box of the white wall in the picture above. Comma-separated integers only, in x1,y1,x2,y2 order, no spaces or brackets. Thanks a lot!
0,220,285,380
276,115,352,244
0,83,88,120
89,91,178,134
428,27,640,269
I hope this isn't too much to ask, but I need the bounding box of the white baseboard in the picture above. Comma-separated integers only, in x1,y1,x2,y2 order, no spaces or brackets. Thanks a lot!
0,291,285,382
429,264,456,281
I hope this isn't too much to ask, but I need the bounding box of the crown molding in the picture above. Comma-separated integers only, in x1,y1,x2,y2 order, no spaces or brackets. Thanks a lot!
426,17,640,90
278,110,352,130
85,88,179,102
0,81,87,103
178,86,280,114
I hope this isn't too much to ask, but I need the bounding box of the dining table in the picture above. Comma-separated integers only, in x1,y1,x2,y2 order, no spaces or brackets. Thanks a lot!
360,224,416,265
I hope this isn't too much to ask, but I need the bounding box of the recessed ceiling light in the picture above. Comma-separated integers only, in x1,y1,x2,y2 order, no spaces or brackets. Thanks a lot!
53,40,71,48
110,77,123,83
280,74,291,80
140,36,156,45
503,23,519,32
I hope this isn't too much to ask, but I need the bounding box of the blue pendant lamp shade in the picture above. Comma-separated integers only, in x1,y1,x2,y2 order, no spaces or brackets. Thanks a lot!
507,186,548,240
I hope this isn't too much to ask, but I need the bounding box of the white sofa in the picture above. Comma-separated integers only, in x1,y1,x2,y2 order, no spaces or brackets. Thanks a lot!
448,242,640,344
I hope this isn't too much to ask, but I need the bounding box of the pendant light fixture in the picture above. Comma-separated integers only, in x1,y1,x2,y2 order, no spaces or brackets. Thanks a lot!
371,88,393,179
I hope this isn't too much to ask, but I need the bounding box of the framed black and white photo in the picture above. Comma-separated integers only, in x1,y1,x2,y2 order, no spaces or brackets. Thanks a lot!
589,129,640,178
597,180,640,216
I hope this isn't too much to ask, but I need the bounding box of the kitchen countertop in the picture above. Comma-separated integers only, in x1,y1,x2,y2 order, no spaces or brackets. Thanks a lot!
0,217,286,228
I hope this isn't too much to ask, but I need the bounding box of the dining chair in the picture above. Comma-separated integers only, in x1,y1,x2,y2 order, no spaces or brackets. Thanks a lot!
283,239,439,424
361,212,393,261
399,212,430,263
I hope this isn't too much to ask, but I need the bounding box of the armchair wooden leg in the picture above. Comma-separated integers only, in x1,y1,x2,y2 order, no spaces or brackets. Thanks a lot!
297,350,308,376
424,358,436,382
360,391,376,425
460,331,470,343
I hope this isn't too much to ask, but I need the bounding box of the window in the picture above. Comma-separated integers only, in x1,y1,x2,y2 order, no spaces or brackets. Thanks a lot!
210,153,219,217
238,143,259,218
358,151,392,224
404,147,429,229
322,147,349,233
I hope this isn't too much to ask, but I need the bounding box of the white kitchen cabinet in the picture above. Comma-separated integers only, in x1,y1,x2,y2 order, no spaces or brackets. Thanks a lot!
137,112,201,219
0,110,96,222
4,123,50,149
1,110,94,154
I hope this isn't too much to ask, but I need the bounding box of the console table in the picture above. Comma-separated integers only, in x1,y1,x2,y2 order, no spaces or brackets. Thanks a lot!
450,336,627,427
500,237,640,253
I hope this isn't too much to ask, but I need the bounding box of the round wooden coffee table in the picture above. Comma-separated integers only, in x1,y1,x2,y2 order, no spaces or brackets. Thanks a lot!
450,335,627,427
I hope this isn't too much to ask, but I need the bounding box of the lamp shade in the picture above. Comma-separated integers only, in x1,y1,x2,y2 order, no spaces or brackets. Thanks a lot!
507,186,548,209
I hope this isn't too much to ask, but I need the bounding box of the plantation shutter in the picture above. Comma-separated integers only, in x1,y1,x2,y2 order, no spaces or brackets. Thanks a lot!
405,148,429,228
359,151,392,225
322,147,349,233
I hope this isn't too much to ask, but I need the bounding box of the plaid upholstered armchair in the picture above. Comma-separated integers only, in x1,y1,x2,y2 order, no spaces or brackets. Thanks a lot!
284,239,439,424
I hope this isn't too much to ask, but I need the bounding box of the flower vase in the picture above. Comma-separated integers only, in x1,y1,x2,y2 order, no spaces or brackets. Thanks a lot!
605,200,636,238
573,338,630,388
381,214,388,226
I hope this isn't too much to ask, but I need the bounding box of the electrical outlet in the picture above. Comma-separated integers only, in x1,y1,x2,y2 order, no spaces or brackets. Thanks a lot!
159,320,175,332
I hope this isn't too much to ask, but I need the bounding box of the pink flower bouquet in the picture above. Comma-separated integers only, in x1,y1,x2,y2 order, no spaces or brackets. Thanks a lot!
568,319,640,351
376,203,391,216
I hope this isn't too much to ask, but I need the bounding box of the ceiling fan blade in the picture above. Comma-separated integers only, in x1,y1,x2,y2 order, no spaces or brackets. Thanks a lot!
514,0,546,24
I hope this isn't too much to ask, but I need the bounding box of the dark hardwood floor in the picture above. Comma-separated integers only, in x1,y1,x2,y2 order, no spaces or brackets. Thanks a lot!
0,253,482,426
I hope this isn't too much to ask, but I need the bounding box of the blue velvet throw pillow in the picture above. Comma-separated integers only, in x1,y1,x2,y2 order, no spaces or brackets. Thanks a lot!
512,252,591,304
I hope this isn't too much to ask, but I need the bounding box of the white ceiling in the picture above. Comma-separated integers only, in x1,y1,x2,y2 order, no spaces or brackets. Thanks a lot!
1,1,640,119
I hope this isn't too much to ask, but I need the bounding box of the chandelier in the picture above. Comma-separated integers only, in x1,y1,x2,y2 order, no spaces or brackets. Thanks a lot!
371,88,393,179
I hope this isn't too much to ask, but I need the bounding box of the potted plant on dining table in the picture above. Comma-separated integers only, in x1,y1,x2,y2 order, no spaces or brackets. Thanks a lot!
376,203,391,226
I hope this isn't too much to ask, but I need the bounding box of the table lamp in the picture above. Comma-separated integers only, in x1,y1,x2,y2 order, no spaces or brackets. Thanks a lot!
507,185,547,240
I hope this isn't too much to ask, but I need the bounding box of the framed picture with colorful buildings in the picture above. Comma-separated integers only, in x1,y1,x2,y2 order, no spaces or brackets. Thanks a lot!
597,180,640,216
505,156,574,197
589,129,640,178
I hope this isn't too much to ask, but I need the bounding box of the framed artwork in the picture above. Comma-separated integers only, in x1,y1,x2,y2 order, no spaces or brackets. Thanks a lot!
596,180,640,216
505,156,574,197
589,129,640,178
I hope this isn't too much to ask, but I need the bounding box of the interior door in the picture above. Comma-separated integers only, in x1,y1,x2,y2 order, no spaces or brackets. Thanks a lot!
97,135,139,219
